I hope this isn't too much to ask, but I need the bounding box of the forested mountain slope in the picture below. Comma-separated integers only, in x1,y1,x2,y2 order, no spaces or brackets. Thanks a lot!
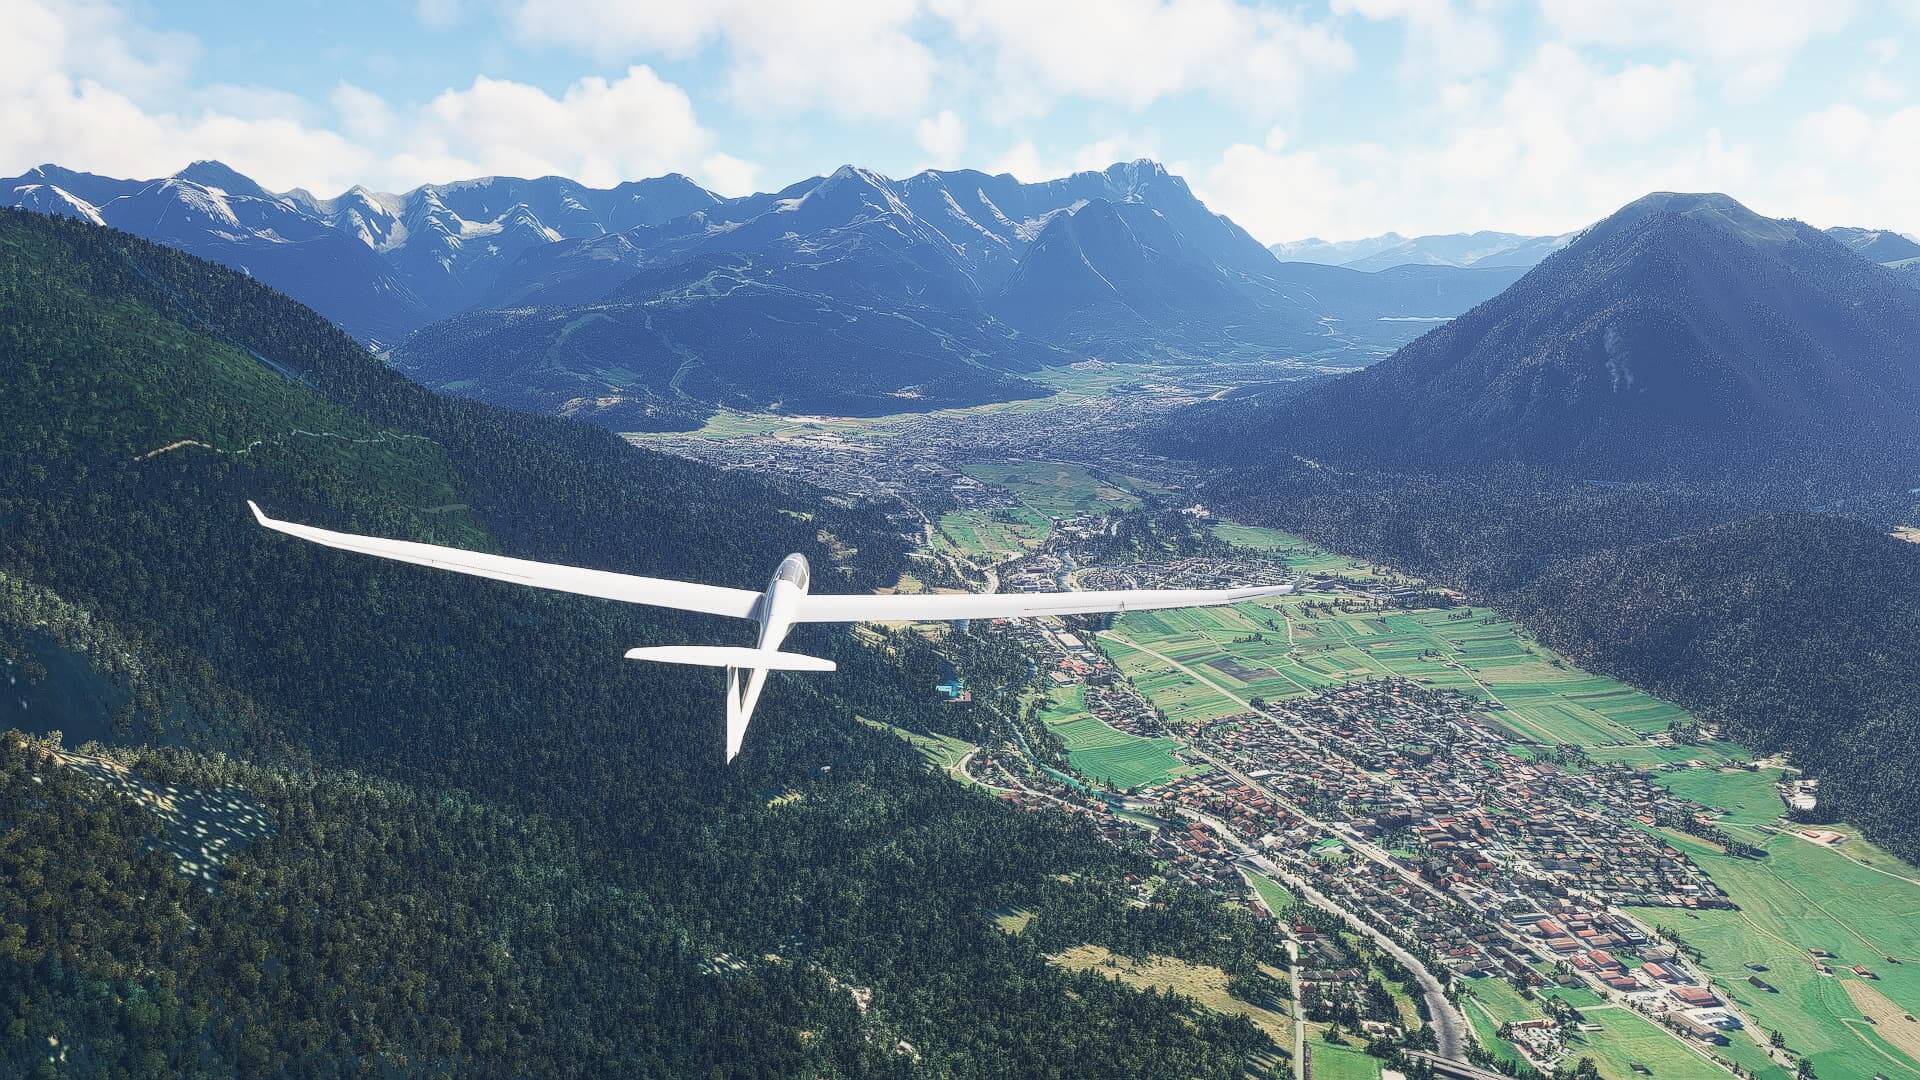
1507,514,1920,847
1185,193,1920,485
0,209,1279,1077
1826,224,1920,264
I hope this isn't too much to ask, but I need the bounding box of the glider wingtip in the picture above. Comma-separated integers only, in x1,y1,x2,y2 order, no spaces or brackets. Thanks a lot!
246,499,266,524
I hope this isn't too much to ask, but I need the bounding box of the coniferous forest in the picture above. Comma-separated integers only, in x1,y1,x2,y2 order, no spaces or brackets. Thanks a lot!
0,210,1278,1077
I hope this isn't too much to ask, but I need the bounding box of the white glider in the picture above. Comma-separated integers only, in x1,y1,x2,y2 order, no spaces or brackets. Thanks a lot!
249,501,1293,760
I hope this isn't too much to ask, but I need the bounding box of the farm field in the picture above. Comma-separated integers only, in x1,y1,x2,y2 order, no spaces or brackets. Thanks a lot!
1306,1043,1381,1080
934,506,1051,563
1631,825,1920,1080
1098,635,1253,727
1464,977,1541,1027
1101,582,1704,756
1036,686,1207,790
1460,977,1537,1071
1560,1005,1735,1080
1458,976,1776,1078
1654,766,1789,826
960,460,1145,518
1244,872,1296,915
1210,523,1389,579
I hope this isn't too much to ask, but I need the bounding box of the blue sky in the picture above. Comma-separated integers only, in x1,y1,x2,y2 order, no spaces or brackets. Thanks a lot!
3,0,1917,241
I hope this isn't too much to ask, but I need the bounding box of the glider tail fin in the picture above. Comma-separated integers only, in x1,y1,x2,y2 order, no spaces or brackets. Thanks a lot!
624,646,833,762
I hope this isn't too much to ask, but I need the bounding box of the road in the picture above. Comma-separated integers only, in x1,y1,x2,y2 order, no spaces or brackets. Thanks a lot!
1241,867,1307,1079
1173,804,1469,1063
1253,857,1468,1062
1102,629,1476,1059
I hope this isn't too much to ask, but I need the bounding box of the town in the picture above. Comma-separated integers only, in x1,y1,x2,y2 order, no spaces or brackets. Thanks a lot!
640,414,1825,1080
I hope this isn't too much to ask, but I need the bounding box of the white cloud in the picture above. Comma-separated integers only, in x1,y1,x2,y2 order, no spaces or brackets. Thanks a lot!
1196,44,1719,241
331,83,397,141
0,37,374,194
1777,104,1920,228
1330,0,1505,77
915,109,966,168
0,0,752,197
400,67,713,187
416,0,462,28
989,134,1162,182
1535,0,1857,99
698,152,759,196
508,0,934,118
933,0,1353,113
1198,141,1365,242
1798,104,1874,158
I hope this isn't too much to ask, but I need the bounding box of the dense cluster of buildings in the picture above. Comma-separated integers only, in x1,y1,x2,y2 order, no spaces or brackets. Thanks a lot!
1203,681,1729,913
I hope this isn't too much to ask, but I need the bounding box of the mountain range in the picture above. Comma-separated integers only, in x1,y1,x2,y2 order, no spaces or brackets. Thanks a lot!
0,160,721,344
1826,225,1920,265
3,158,1524,427
1269,230,1572,271
1278,222,1920,276
397,161,1526,425
1192,192,1920,485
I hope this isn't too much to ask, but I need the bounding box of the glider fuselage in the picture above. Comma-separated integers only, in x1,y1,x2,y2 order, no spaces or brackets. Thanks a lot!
729,553,811,756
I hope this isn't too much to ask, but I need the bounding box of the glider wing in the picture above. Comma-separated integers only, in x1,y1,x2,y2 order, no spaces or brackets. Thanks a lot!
249,502,763,619
793,583,1292,623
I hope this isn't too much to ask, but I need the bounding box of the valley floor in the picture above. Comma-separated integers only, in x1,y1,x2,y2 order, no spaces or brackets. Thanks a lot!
637,383,1920,1080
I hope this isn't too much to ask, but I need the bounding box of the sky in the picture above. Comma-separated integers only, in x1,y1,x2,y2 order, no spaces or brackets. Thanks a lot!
3,0,1918,243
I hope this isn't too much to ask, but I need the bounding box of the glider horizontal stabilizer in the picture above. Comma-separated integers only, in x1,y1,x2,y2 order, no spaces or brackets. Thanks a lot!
625,645,836,672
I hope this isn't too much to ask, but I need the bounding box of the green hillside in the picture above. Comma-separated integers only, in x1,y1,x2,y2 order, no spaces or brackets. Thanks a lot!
0,210,1278,1077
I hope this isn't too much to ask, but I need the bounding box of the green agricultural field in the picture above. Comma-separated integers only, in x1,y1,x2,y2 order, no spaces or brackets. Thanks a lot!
1212,522,1300,551
1035,685,1207,790
1244,872,1296,915
1100,587,1703,755
960,460,1145,518
670,407,883,441
1559,1005,1735,1080
1456,978,1729,1078
1540,986,1606,1008
1213,522,1385,579
856,718,978,780
1584,740,1750,768
1098,635,1253,726
1630,828,1920,1080
1070,740,1207,790
1308,1044,1381,1080
934,506,1051,563
1465,977,1543,1027
1654,766,1788,826
1461,978,1538,1071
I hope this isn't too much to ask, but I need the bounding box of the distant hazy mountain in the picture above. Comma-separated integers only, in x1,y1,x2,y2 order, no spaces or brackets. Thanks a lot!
6,157,1521,425
1268,233,1407,265
1827,225,1920,264
1194,192,1920,483
1269,229,1571,271
284,172,720,317
1,163,434,343
1337,231,1570,271
0,162,722,343
397,160,1522,426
